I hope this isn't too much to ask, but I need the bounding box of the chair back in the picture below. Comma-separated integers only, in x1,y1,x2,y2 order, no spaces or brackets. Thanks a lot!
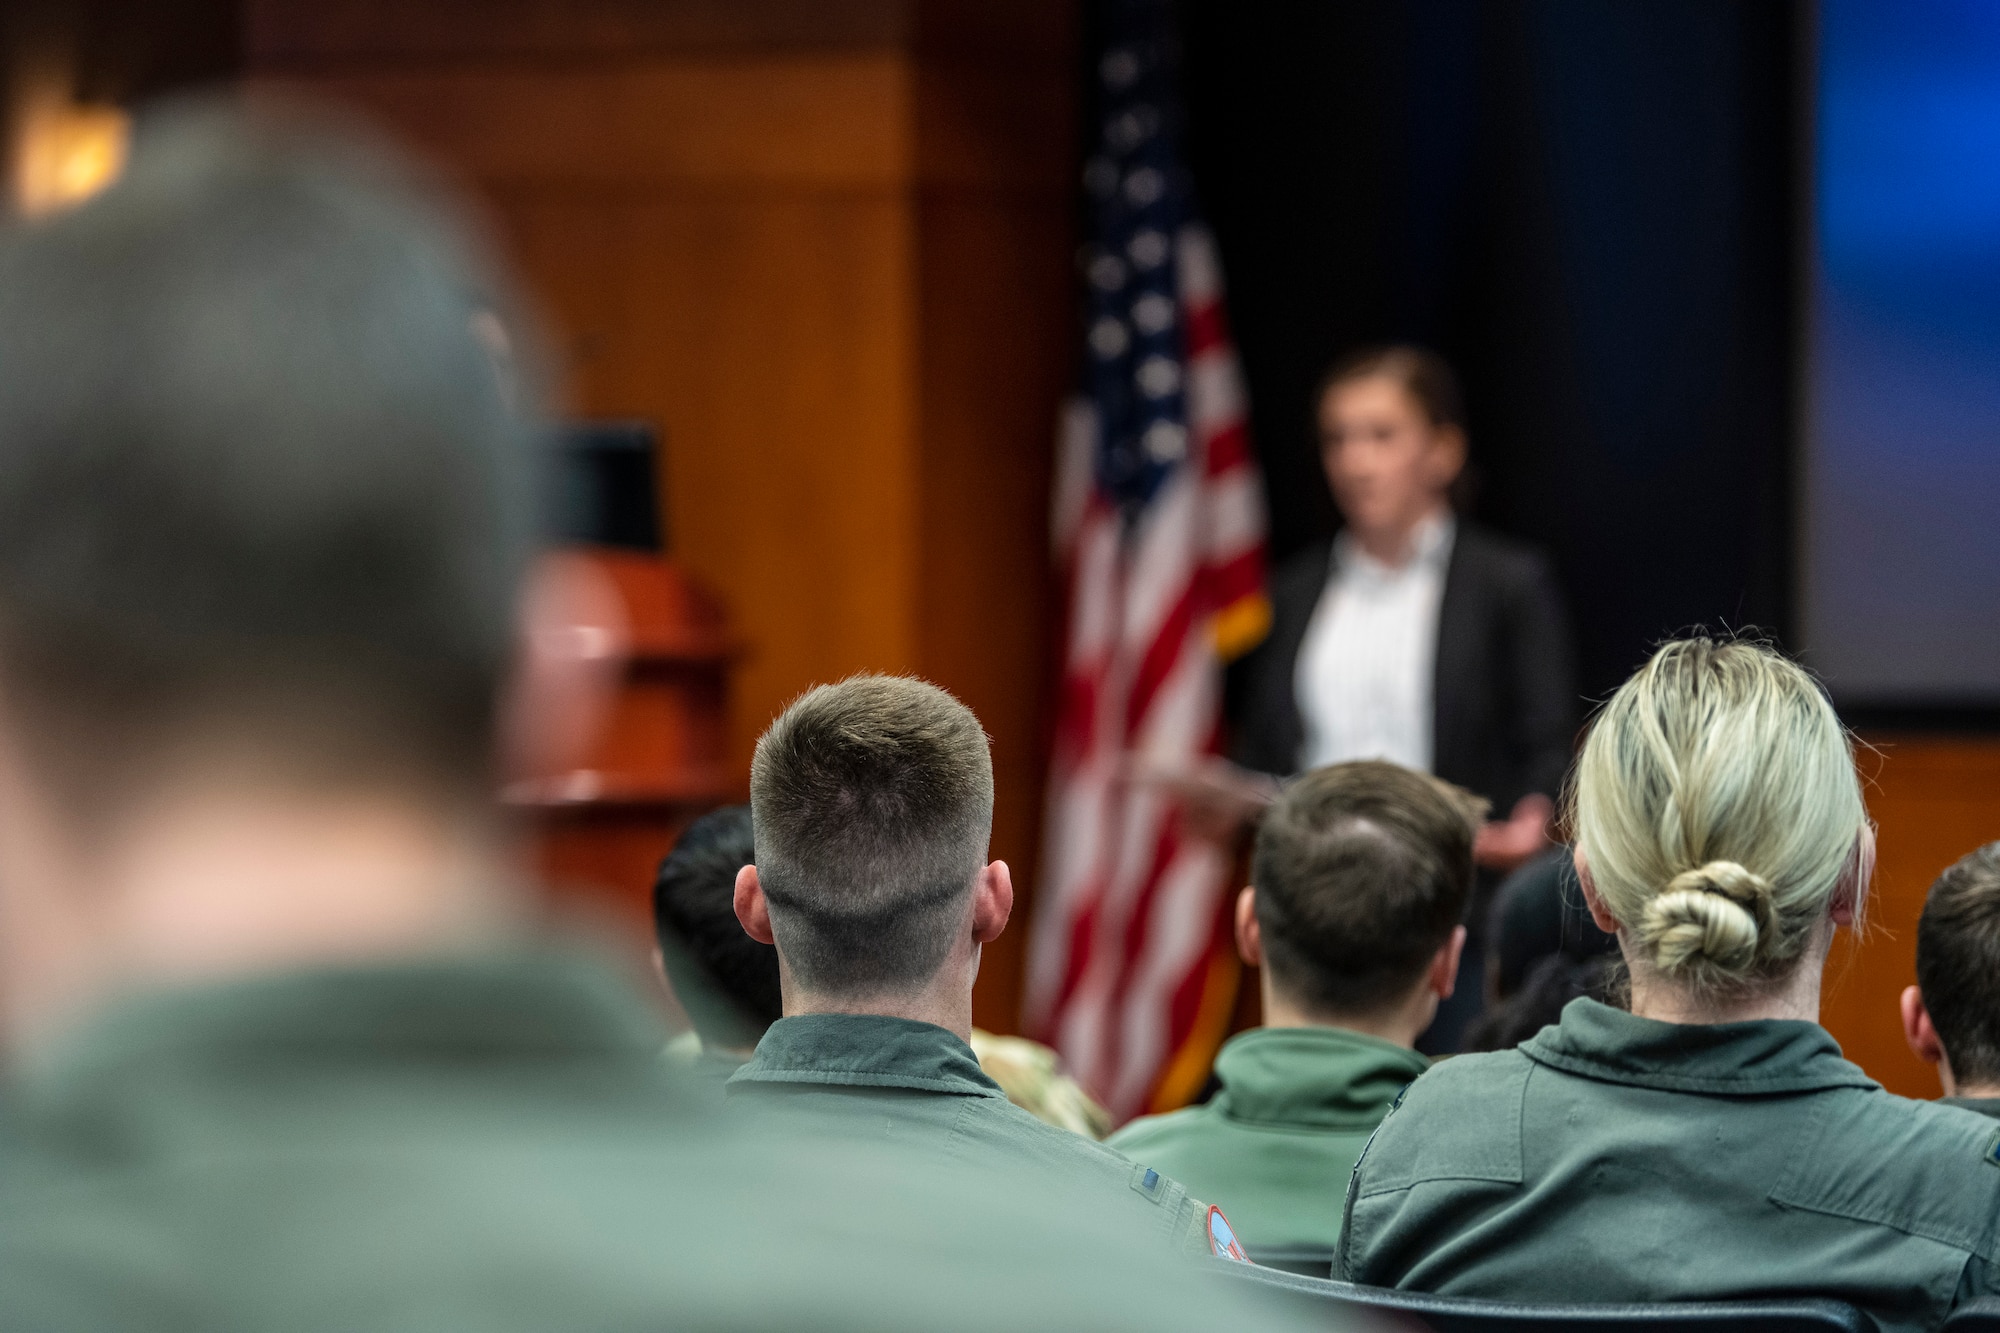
1207,1263,1873,1333
1243,1245,1334,1279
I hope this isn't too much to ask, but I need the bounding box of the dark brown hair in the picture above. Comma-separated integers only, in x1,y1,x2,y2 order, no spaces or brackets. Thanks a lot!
654,804,779,1049
1916,842,2000,1087
1315,344,1466,430
749,675,994,996
1251,760,1486,1017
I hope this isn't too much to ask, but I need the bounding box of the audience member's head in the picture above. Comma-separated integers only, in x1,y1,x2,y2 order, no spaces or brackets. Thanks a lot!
1315,344,1467,550
1463,844,1621,1051
1465,952,1621,1053
1242,760,1485,1043
1901,843,2000,1100
654,804,778,1052
1569,636,1869,1008
735,675,1007,1022
0,100,609,1049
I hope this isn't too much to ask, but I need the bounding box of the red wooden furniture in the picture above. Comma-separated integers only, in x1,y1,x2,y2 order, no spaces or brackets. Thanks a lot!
509,548,741,943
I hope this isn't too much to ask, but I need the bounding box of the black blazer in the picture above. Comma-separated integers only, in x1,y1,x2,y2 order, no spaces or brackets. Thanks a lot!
1229,521,1578,814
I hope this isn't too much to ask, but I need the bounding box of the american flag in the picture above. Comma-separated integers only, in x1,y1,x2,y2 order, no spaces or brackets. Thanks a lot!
1025,0,1268,1122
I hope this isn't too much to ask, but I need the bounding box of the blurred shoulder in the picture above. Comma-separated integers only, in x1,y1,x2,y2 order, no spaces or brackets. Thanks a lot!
1452,522,1557,589
1270,540,1335,601
970,1029,1112,1139
1106,1104,1207,1156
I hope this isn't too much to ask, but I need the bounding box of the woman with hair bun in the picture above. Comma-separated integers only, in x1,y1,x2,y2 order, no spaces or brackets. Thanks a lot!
1336,637,2000,1333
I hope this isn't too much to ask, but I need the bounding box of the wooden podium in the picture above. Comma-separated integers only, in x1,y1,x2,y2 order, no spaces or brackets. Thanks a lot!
509,424,741,944
511,548,741,942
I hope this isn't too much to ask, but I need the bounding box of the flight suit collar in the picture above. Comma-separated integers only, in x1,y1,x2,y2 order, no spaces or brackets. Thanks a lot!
1211,1024,1429,1129
16,950,671,1125
730,1014,1005,1098
1520,996,1880,1096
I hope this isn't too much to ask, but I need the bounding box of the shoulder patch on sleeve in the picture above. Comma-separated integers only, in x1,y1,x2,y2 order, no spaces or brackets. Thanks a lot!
1985,1129,2000,1170
1206,1206,1251,1263
1130,1163,1165,1204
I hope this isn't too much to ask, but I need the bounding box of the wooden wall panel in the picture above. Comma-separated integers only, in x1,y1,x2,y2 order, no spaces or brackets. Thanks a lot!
256,56,928,779
1821,736,2000,1098
910,33,1074,1032
915,192,1069,1030
492,189,921,763
248,0,909,63
254,59,912,188
250,0,1078,1031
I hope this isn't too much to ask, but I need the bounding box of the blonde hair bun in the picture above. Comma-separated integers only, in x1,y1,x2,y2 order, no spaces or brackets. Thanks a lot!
1639,861,1777,978
1568,637,1867,996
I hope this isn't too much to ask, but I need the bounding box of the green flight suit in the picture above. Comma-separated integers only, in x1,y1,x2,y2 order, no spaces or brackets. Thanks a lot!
728,1013,1213,1256
1338,997,2000,1333
1108,1025,1427,1254
0,952,1323,1331
1944,1095,2000,1120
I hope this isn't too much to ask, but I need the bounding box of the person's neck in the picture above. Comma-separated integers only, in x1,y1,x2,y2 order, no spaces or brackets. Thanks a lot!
1622,947,1825,1025
17,777,515,1049
1260,977,1428,1050
1350,502,1448,568
1941,1071,2000,1101
781,955,978,1044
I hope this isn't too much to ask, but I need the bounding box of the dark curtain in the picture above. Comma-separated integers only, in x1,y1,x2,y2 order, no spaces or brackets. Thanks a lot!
1181,0,1799,704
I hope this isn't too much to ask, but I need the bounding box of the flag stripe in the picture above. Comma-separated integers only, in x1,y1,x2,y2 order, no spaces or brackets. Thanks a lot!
1027,12,1267,1121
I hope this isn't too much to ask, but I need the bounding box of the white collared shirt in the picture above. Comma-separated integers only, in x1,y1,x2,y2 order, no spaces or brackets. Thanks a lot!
1294,511,1455,773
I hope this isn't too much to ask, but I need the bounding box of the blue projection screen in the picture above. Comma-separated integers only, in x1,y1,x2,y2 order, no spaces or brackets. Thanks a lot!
1805,0,2000,705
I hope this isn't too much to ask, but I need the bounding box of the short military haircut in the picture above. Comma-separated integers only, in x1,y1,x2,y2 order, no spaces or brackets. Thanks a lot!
653,804,781,1048
0,99,535,815
749,675,994,996
1251,760,1486,1017
1916,842,2000,1089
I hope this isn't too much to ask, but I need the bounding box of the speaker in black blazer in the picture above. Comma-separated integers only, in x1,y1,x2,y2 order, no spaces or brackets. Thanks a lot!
1229,521,1578,816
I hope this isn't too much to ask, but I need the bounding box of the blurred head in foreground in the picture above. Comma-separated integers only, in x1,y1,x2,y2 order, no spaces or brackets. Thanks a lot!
0,99,1329,1333
735,674,1006,1036
1569,636,1871,1018
654,804,779,1054
1243,759,1484,1045
1902,842,2000,1103
0,98,614,1051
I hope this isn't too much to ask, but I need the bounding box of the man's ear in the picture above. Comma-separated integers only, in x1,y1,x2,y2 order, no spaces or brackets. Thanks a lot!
500,553,630,786
1430,925,1467,1001
1234,886,1262,968
971,860,1014,945
1574,846,1621,936
734,864,775,946
1901,984,1946,1068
